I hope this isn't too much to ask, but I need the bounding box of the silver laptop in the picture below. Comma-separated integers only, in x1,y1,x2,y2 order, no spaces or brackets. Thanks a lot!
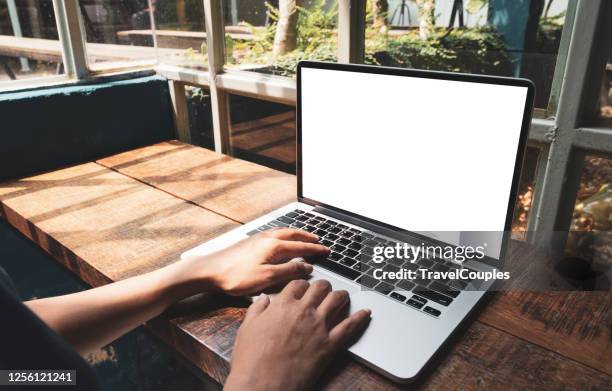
182,61,534,383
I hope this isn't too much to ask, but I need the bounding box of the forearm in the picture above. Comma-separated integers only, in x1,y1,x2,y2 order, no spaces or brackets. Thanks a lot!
26,259,214,355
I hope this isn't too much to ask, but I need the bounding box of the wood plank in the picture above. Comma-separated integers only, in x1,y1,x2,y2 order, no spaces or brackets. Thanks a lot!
477,241,612,375
479,291,612,375
97,141,296,223
0,35,178,63
231,111,297,166
0,162,238,284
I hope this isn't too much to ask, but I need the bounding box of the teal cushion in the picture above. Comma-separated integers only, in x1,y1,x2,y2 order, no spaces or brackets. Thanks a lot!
0,75,175,180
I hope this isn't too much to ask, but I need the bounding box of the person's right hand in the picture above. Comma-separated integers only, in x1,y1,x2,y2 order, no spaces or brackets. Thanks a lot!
224,280,372,391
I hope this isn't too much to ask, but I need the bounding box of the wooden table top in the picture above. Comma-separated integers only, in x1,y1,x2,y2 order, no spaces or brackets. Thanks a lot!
1,141,609,390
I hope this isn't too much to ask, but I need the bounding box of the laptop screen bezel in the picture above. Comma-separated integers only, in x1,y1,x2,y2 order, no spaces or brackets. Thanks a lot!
296,61,535,268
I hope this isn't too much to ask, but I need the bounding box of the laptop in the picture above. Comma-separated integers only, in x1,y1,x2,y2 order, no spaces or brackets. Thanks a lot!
182,61,534,383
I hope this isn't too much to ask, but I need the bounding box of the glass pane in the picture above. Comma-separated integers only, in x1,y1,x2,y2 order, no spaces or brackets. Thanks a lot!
78,0,156,70
224,0,339,78
228,94,296,173
592,43,611,127
185,85,214,150
365,0,568,108
511,146,540,241
566,155,612,263
0,0,64,83
153,0,208,70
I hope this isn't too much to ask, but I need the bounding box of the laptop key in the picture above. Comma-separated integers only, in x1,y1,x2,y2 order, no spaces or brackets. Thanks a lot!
396,280,415,292
277,216,294,224
293,209,304,214
247,229,259,236
316,258,360,281
328,252,343,261
331,244,346,252
268,220,289,228
374,282,394,294
291,221,306,228
364,239,379,247
343,249,359,258
390,292,407,302
348,242,362,251
406,298,425,309
434,263,450,273
257,224,273,231
337,238,351,246
450,280,468,290
295,215,308,222
340,231,353,238
317,223,331,230
362,232,374,239
339,257,357,267
429,281,460,298
329,226,342,233
411,295,427,304
303,225,317,232
320,239,334,247
314,229,326,236
423,306,441,317
413,287,453,306
357,274,379,289
324,233,339,241
388,257,404,267
286,212,299,218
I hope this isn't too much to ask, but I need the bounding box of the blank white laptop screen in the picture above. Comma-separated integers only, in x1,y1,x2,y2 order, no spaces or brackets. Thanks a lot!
300,67,529,260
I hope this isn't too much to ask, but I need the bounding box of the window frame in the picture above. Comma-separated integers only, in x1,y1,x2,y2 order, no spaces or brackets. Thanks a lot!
1,0,610,255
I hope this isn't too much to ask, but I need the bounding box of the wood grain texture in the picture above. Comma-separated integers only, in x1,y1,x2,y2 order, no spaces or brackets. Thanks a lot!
97,140,296,223
478,241,612,375
230,111,297,166
0,162,238,285
149,293,611,390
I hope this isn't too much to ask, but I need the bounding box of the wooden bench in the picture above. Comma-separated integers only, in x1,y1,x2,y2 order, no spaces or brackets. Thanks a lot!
116,29,255,50
0,35,179,63
0,141,609,390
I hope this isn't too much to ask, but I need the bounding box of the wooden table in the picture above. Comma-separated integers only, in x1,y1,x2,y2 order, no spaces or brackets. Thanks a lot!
0,141,610,390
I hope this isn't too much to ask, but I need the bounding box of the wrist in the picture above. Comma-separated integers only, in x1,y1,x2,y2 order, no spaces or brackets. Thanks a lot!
160,256,218,306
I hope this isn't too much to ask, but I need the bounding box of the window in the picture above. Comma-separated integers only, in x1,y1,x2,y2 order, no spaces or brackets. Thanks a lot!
228,94,296,173
511,146,540,240
0,0,64,83
364,0,568,108
224,0,339,78
591,39,611,128
185,85,214,149
78,0,156,71
153,0,208,70
566,155,612,263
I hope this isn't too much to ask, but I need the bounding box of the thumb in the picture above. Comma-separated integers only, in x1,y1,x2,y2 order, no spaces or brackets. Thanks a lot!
268,261,314,283
244,294,270,322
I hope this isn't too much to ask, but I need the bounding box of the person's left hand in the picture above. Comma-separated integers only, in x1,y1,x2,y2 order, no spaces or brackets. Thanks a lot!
179,228,330,296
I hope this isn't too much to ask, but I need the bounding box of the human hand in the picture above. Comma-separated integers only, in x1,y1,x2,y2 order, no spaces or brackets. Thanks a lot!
181,228,329,296
224,280,372,391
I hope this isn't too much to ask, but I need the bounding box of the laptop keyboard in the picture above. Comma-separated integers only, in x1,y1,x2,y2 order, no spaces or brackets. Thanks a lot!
248,209,475,318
